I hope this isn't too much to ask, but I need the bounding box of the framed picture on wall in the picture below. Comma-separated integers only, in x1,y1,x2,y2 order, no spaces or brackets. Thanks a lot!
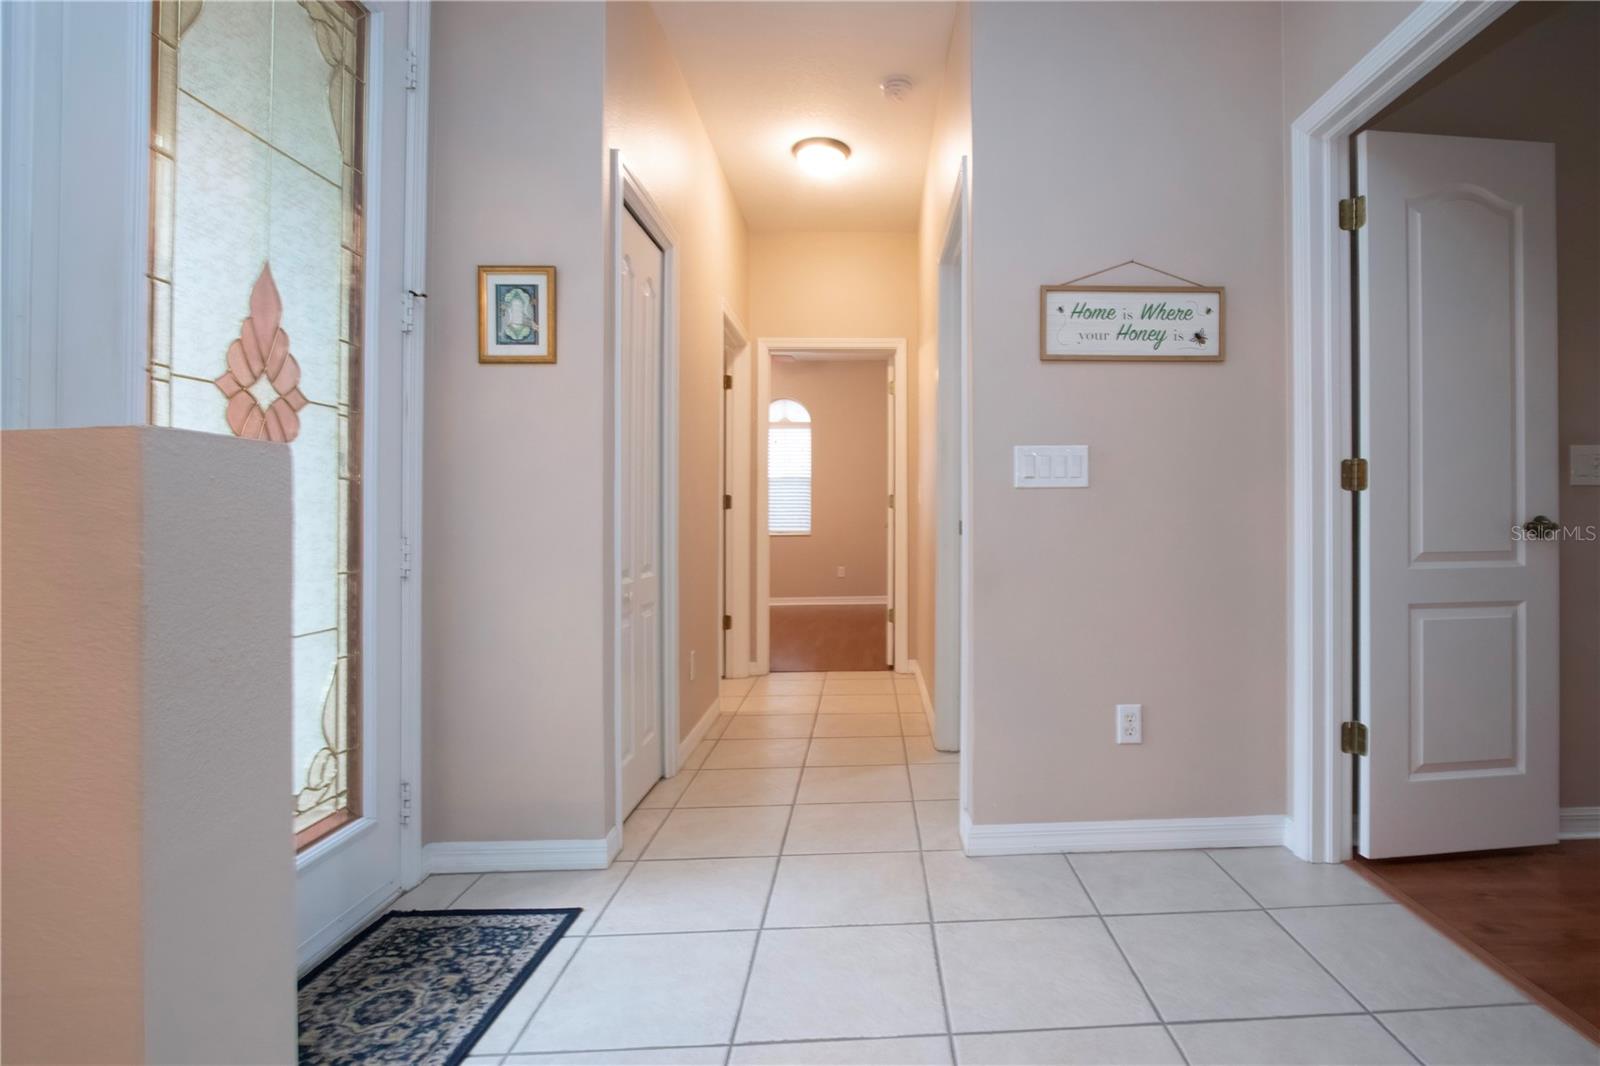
478,265,556,363
1039,284,1224,362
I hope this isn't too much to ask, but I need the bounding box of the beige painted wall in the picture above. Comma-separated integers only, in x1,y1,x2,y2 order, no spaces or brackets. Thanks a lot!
769,359,890,599
607,1,750,743
1281,1,1421,121
749,231,918,341
2,428,295,1065
914,6,972,696
965,2,1288,825
423,2,610,843
1366,1,1600,808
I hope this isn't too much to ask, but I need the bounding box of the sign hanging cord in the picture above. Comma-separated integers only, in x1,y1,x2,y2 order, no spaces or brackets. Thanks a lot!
1053,258,1208,288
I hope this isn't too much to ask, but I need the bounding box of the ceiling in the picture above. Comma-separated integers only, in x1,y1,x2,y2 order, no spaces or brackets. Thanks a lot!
652,2,958,232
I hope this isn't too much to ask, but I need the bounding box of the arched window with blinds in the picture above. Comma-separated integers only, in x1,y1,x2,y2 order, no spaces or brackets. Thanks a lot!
768,399,812,534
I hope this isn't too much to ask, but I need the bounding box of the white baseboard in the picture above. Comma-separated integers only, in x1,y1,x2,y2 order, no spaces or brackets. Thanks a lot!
907,658,937,740
678,694,721,768
424,828,618,875
1559,806,1600,839
961,811,1290,855
771,595,887,607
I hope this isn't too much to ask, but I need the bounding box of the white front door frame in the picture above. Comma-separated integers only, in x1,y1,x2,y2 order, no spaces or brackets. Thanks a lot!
609,151,681,838
754,337,910,673
1287,0,1511,863
721,303,754,679
937,159,974,773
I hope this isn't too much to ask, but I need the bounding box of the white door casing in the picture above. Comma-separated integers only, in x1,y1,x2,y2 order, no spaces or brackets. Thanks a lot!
885,364,896,667
1357,130,1559,858
935,159,971,758
723,310,753,678
619,208,666,814
297,0,418,967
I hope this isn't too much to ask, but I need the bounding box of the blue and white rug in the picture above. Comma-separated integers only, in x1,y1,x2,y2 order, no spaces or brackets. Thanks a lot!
299,908,579,1066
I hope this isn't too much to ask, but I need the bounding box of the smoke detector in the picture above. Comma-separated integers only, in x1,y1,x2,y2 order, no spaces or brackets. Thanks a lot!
880,75,914,102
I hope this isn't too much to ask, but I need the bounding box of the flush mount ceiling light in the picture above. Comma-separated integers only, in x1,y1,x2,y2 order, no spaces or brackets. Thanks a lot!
792,137,851,177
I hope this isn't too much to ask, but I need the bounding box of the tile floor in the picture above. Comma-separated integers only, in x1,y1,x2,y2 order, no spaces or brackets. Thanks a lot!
392,672,1597,1066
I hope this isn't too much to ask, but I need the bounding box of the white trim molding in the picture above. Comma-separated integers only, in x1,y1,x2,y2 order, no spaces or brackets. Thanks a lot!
1558,807,1600,840
677,696,721,768
908,658,938,744
424,827,621,875
1286,0,1510,863
771,595,888,607
961,812,1290,856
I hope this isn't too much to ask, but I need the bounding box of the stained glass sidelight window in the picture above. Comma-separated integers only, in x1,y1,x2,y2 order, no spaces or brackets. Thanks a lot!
148,0,367,846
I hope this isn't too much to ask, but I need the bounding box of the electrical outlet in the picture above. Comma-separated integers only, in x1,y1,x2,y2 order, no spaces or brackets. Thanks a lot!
689,650,696,682
1116,704,1143,744
836,566,847,578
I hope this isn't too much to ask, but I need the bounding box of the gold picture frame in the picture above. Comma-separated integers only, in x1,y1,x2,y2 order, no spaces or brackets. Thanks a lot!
479,265,556,364
1040,283,1225,362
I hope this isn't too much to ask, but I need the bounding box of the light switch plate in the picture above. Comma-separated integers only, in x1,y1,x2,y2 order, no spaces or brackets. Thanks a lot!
1014,445,1089,488
1572,445,1600,487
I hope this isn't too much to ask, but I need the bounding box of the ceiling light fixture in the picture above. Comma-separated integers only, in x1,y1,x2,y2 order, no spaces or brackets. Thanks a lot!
792,137,851,177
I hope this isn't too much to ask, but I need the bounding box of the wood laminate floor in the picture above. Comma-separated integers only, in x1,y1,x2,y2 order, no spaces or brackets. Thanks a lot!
769,604,889,673
1354,840,1600,1043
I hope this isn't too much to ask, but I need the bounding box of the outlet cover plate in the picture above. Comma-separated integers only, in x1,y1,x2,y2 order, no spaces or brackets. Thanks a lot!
1116,703,1142,744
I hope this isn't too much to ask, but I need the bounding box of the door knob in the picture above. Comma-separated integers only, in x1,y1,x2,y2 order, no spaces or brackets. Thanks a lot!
1522,515,1559,538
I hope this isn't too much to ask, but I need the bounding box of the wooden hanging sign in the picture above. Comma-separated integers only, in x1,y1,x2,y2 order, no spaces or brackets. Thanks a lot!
1040,283,1224,362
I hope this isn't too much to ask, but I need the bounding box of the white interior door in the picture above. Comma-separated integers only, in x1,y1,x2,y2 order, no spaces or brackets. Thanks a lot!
885,364,896,668
1357,130,1559,858
620,209,666,813
723,339,752,678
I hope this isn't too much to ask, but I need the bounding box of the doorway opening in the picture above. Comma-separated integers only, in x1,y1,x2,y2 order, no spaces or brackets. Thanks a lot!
744,339,909,675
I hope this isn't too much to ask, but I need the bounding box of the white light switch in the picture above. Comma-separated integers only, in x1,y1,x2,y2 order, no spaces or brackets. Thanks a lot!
1014,445,1089,488
1572,445,1600,487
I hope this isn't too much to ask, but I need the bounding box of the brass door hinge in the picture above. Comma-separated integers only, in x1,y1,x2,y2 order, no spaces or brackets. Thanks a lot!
724,374,733,390
1338,195,1367,231
723,614,732,631
723,493,732,510
888,493,895,509
1340,721,1369,756
1341,458,1368,492
886,607,895,623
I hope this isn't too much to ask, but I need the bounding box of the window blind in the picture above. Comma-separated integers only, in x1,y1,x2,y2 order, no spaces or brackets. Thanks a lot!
768,425,811,534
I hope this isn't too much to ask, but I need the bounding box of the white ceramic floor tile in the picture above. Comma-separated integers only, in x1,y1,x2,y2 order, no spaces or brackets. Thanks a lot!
1105,910,1360,1022
923,852,1094,920
936,917,1158,1032
617,808,669,860
643,806,791,859
896,694,927,716
740,695,822,715
703,738,811,769
1272,903,1525,1011
516,931,755,1051
468,939,579,1054
1069,850,1257,914
812,713,902,737
720,677,756,697
1206,848,1389,908
909,763,959,800
899,713,930,736
764,852,929,927
506,1048,727,1065
819,694,901,715
827,671,895,679
452,866,633,934
822,678,897,694
678,767,800,807
903,735,958,764
731,1036,952,1065
720,696,746,715
893,677,920,694
955,1026,1184,1065
806,736,907,766
797,765,912,804
681,740,715,771
914,800,961,850
783,802,920,854
724,714,816,740
1170,1016,1415,1065
592,857,776,934
735,925,947,1043
638,772,696,809
704,715,732,740
751,673,825,695
1377,1005,1599,1066
391,873,477,910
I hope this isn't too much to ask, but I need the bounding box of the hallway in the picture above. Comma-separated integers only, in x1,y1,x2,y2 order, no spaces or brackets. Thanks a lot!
389,671,1592,1065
